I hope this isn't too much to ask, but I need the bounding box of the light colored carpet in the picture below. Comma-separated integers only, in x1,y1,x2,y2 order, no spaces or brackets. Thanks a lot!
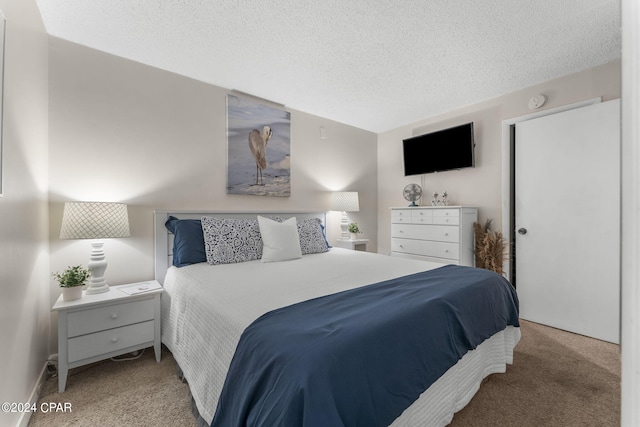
29,320,620,426
28,348,192,426
451,320,620,426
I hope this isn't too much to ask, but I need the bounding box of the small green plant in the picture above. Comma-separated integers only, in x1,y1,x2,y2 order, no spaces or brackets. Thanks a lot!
347,223,360,234
52,265,91,288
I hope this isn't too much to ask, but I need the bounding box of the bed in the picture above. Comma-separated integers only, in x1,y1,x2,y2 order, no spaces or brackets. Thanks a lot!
154,210,520,427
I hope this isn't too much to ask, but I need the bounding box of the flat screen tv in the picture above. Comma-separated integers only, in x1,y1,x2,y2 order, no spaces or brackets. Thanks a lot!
403,122,475,175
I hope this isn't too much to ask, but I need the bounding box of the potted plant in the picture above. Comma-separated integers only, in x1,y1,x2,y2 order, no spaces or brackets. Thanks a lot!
347,223,360,240
53,265,91,302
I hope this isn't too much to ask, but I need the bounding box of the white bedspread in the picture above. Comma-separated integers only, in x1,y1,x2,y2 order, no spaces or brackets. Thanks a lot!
161,248,519,426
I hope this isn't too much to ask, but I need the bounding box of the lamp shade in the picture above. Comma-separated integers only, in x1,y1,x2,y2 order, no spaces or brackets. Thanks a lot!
60,202,130,239
331,191,360,212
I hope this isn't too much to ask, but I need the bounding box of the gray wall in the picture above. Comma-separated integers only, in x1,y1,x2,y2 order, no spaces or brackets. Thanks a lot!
0,1,50,426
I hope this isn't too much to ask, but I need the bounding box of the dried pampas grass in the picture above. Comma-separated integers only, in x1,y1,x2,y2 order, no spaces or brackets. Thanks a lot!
474,219,508,275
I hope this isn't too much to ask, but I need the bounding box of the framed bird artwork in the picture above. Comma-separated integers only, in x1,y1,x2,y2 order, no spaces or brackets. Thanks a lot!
226,94,291,196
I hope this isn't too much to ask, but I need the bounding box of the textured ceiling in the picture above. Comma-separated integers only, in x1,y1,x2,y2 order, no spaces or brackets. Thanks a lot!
36,0,621,133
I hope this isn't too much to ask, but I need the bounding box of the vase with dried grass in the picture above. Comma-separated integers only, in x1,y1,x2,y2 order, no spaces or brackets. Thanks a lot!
474,219,508,275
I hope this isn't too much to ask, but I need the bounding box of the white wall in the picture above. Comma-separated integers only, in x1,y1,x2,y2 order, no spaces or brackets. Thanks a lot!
47,38,378,349
620,0,640,424
0,0,49,426
377,60,621,256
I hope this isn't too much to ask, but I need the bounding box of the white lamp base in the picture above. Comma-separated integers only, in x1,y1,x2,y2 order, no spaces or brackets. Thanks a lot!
86,241,109,294
339,211,350,240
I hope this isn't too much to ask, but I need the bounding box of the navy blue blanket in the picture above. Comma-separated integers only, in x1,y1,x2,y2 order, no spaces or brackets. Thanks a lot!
211,265,519,427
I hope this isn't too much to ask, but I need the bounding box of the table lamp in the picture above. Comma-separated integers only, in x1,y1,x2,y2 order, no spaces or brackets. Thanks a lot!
331,191,360,240
59,202,130,294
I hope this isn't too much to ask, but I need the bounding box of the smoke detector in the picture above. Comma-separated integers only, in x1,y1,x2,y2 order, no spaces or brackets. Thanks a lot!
528,94,547,110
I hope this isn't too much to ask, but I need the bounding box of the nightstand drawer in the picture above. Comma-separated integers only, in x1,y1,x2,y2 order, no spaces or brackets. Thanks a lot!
68,298,155,337
67,320,155,363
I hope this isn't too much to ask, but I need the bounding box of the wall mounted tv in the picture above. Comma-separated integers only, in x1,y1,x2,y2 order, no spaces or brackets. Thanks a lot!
403,122,475,176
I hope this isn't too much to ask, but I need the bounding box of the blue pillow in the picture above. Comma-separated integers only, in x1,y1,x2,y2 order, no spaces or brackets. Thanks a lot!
320,223,332,249
165,216,206,267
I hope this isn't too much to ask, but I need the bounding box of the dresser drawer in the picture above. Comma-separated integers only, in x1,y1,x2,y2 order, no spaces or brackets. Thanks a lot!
391,224,459,243
391,252,460,265
392,237,460,261
433,209,460,225
409,209,432,224
391,209,413,223
67,320,155,363
67,298,155,337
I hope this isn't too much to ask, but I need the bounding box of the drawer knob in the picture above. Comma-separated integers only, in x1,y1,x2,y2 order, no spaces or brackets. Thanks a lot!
444,233,449,236
111,337,118,343
111,313,119,320
399,245,404,248
445,249,449,253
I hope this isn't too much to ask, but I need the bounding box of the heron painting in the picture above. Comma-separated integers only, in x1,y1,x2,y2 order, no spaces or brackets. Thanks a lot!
248,125,272,185
226,94,291,196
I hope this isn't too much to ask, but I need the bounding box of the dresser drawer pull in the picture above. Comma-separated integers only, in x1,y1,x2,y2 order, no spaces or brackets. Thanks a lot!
111,313,119,319
110,337,119,343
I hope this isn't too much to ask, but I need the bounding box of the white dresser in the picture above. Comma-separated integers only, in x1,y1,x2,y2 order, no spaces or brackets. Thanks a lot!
390,206,478,266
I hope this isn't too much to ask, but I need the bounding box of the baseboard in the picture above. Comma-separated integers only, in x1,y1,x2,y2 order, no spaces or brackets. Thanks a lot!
15,361,48,427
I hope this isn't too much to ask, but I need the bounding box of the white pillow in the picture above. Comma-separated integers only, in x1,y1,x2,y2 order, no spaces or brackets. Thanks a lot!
258,216,302,262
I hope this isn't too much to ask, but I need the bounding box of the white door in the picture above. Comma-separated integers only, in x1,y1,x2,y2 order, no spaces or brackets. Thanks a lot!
515,99,620,343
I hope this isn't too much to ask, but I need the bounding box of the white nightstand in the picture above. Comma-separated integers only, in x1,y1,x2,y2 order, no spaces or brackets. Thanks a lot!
52,281,164,392
335,238,369,251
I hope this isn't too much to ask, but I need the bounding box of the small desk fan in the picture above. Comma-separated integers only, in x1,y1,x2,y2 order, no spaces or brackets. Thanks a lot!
403,183,422,207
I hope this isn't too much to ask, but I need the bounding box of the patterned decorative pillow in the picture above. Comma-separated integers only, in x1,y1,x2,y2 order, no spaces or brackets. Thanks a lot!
297,218,329,255
201,217,263,265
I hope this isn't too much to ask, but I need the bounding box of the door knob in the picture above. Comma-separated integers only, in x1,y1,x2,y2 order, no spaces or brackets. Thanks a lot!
518,228,527,235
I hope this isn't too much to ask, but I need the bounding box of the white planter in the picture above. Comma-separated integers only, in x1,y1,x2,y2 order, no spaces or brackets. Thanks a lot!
350,233,358,240
62,287,83,302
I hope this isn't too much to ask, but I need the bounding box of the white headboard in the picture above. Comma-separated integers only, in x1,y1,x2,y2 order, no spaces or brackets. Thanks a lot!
154,210,327,284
